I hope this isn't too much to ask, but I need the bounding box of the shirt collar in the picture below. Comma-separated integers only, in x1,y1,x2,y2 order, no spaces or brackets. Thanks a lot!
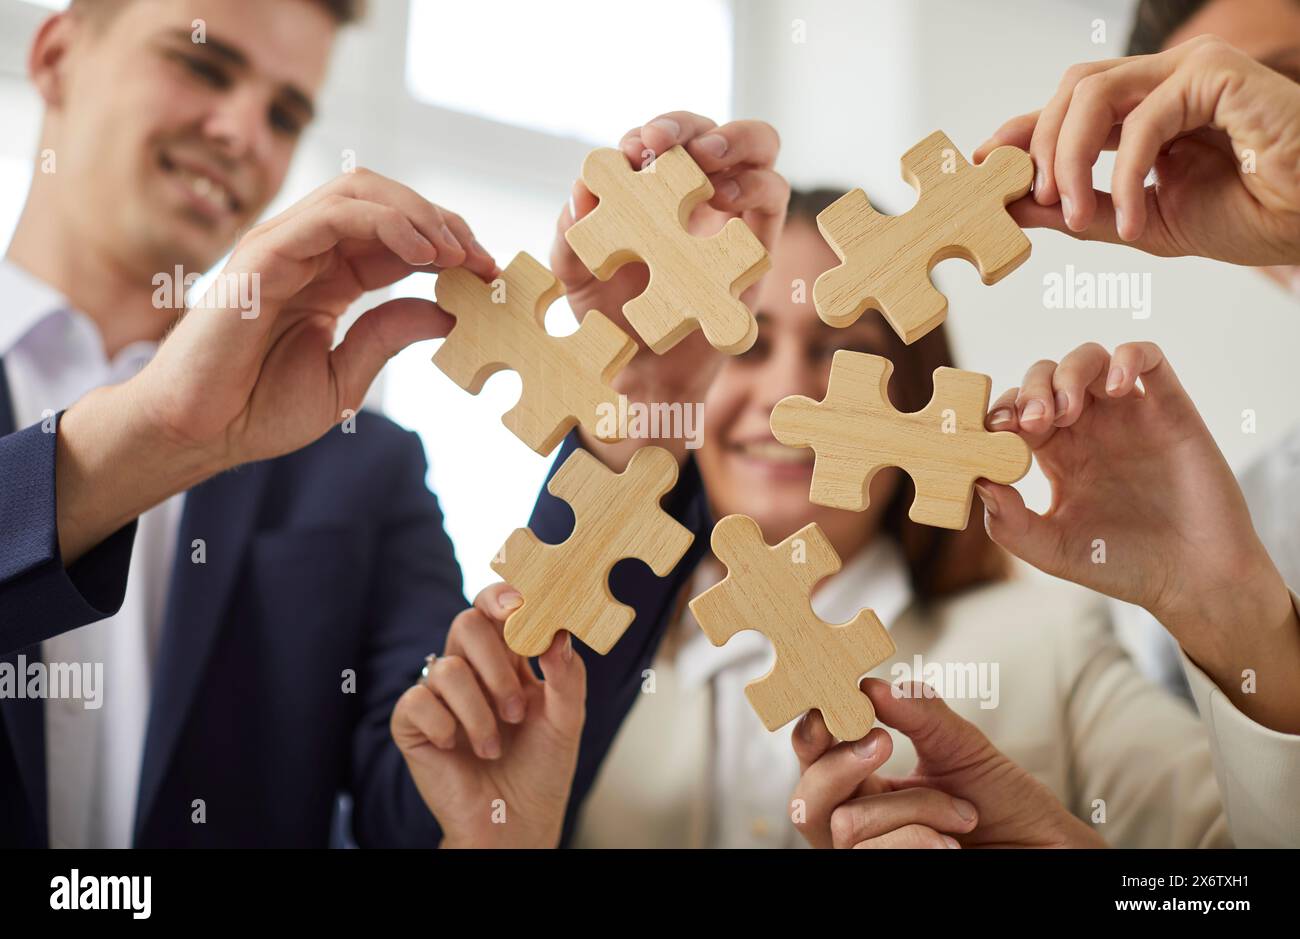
0,258,74,358
0,258,160,374
676,536,915,690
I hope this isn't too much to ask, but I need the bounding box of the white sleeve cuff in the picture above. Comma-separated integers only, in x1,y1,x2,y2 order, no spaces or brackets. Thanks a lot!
1181,591,1300,848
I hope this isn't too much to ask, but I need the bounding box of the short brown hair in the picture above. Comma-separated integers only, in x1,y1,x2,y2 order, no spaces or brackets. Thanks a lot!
71,0,365,27
785,188,1010,605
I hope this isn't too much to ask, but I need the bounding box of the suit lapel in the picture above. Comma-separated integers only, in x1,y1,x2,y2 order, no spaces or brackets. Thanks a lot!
133,459,272,842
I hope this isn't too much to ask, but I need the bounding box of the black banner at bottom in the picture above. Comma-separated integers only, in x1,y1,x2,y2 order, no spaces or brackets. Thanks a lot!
4,848,1283,924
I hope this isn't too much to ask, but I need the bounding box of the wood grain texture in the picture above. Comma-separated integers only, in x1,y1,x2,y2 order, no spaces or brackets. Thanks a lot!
770,350,1031,530
565,145,770,355
688,515,896,741
434,251,637,456
492,445,694,657
814,130,1033,344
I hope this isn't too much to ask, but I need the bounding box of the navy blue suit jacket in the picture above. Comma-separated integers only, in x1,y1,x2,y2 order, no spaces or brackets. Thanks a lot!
0,366,709,847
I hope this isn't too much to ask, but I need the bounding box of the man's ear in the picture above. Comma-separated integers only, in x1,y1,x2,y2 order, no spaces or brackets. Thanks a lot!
28,12,82,109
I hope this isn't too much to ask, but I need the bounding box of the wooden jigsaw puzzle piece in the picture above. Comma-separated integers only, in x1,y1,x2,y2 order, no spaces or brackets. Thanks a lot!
433,252,637,456
813,130,1033,345
690,515,842,648
688,516,896,740
907,366,1032,528
901,137,1034,282
745,607,891,740
770,350,1030,530
770,350,891,513
490,446,693,656
565,146,769,355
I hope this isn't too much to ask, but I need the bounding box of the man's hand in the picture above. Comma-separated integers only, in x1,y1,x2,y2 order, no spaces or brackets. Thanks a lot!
550,112,789,468
975,36,1300,265
791,679,1106,849
56,170,497,562
390,583,586,849
976,341,1300,733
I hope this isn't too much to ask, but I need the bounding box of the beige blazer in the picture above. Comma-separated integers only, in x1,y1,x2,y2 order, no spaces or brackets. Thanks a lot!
575,570,1232,848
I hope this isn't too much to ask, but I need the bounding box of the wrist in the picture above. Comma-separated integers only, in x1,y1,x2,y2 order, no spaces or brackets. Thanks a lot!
1154,564,1293,673
56,381,221,563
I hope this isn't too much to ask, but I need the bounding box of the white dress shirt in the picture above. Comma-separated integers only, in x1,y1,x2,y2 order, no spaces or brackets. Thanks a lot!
0,259,183,848
574,537,912,848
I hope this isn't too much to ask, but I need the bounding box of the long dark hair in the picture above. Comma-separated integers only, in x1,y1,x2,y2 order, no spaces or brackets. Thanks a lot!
787,188,1010,604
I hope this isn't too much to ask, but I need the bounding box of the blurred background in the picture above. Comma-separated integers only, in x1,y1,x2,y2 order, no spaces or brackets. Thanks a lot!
0,0,1295,604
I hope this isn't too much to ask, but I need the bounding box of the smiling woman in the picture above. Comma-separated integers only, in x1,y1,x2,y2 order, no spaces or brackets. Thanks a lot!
707,187,1010,605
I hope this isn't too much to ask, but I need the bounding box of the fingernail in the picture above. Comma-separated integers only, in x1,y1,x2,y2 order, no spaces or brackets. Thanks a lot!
439,224,461,250
503,695,525,724
1106,366,1125,393
412,232,436,266
852,736,879,760
562,633,574,662
481,736,501,760
694,133,728,158
469,237,488,258
1034,166,1045,195
975,483,998,518
649,117,681,137
942,835,962,849
1061,194,1075,228
568,193,577,221
1114,205,1128,240
1053,390,1070,425
1020,398,1046,423
716,178,740,202
988,408,1013,429
953,798,977,822
499,589,523,612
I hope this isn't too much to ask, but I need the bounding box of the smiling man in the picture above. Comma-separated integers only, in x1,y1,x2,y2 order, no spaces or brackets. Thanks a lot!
0,0,727,848
12,0,334,356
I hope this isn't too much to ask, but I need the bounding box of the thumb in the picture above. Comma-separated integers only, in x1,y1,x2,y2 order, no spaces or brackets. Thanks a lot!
536,631,586,737
330,297,453,411
974,481,1066,579
863,679,991,773
1009,189,1182,258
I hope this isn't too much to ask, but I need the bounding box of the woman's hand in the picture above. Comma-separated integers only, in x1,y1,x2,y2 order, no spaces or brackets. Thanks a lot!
550,112,789,467
391,583,586,848
791,679,1105,849
975,36,1300,266
977,341,1300,733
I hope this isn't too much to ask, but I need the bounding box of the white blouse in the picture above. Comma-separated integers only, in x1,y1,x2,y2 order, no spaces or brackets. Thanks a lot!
574,538,912,848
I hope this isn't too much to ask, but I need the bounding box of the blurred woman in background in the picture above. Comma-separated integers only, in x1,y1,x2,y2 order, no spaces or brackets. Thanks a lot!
570,189,1229,849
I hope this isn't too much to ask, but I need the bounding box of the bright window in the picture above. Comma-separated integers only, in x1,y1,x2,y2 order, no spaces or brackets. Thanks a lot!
405,0,734,144
380,166,567,599
0,156,31,252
